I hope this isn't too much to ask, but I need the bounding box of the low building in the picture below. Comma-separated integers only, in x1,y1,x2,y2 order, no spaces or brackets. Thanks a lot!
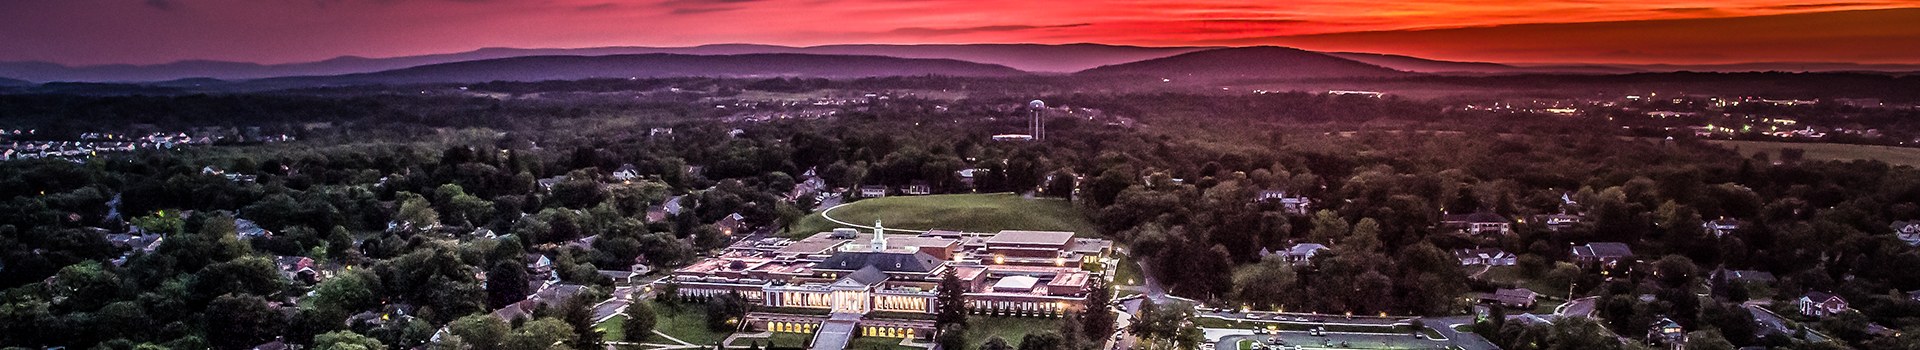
904,180,931,196
1283,243,1329,264
1254,190,1312,215
716,213,747,236
1647,317,1687,350
1536,213,1582,231
860,185,888,198
1891,220,1920,246
1799,292,1849,317
1483,288,1538,308
1455,247,1516,266
1571,242,1633,268
1442,212,1511,236
1704,218,1743,237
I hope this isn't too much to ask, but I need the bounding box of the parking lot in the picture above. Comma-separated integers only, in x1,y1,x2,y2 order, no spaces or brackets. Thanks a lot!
1215,329,1448,350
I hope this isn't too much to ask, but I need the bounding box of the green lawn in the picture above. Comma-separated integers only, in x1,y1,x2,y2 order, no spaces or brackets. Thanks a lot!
1241,340,1257,350
789,193,1096,237
1706,140,1920,167
967,316,1068,349
1477,265,1567,301
597,300,728,345
1113,252,1145,287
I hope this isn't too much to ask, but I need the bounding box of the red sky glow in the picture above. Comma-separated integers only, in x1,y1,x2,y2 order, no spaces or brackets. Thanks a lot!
2,0,1917,66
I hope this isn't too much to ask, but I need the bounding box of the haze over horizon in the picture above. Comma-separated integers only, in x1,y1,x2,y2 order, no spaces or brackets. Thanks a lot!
3,0,1919,67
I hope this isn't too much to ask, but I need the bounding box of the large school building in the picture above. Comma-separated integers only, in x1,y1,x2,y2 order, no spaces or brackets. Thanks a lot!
659,221,1113,346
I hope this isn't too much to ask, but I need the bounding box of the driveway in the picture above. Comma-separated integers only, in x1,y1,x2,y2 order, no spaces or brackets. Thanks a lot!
1556,297,1597,318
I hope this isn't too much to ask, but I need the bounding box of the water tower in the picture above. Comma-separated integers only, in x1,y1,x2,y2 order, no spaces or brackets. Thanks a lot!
1028,100,1046,140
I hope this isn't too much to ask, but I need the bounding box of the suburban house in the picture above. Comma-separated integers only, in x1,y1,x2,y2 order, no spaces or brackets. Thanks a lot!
860,185,889,198
1892,220,1920,246
904,180,932,195
1906,290,1920,302
613,164,640,181
274,256,318,284
1482,288,1539,308
492,284,586,322
1254,190,1312,215
1442,212,1511,236
646,196,684,222
1283,243,1330,264
1535,213,1582,231
1704,218,1743,237
1454,247,1517,266
1647,317,1688,350
1799,292,1849,317
1571,242,1634,268
716,213,747,236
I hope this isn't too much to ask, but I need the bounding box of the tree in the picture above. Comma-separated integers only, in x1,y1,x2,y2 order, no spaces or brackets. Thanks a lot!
314,330,388,350
503,318,576,350
1652,255,1698,290
1045,169,1076,199
705,293,749,331
937,323,970,350
394,192,439,231
937,268,969,328
979,336,1012,350
622,301,657,343
1229,256,1296,310
449,313,509,350
207,293,288,350
1080,277,1116,340
560,293,605,348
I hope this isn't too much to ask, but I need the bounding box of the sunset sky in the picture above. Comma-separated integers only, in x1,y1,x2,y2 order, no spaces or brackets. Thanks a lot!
2,0,1918,66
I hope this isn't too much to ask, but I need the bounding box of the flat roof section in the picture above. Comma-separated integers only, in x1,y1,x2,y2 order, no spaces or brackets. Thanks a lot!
986,230,1075,247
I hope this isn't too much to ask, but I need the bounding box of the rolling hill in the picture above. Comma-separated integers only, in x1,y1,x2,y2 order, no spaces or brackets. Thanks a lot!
0,43,1206,83
249,53,1030,86
1325,52,1643,75
1076,46,1414,80
0,77,32,87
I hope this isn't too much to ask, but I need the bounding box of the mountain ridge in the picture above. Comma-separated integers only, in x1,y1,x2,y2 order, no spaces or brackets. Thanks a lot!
1076,46,1413,80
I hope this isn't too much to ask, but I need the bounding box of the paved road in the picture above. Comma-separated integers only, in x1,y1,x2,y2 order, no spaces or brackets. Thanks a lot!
1745,303,1825,342
1423,316,1502,350
1217,331,1446,350
1557,297,1597,319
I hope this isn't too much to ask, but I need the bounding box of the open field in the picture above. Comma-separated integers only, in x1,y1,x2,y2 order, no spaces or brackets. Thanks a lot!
1705,140,1920,167
789,193,1096,237
967,316,1068,349
597,300,726,345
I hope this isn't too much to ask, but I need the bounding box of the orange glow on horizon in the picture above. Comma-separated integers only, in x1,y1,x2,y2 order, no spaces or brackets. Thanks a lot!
0,0,1916,65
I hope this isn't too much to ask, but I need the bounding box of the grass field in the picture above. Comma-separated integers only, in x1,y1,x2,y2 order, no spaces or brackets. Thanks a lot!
967,316,1068,349
597,300,727,345
734,332,919,350
1191,316,1415,333
789,193,1096,238
1705,140,1920,167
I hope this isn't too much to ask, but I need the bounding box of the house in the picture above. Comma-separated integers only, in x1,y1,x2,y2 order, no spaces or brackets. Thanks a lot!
1482,288,1538,308
649,127,673,136
234,218,272,239
1799,292,1849,317
1891,220,1920,246
904,180,931,195
527,254,554,275
536,176,566,191
1283,243,1329,264
493,284,586,322
646,196,684,222
1571,242,1634,268
860,185,888,198
1254,190,1312,215
1647,317,1688,350
1906,290,1920,302
1704,218,1743,237
613,164,640,181
1454,247,1517,266
715,213,747,236
275,256,318,284
1536,213,1582,231
1442,212,1511,236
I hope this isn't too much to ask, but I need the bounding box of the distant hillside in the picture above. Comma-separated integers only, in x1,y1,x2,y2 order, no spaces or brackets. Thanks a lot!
0,77,32,87
0,43,1206,83
1077,46,1413,80
249,53,1029,86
